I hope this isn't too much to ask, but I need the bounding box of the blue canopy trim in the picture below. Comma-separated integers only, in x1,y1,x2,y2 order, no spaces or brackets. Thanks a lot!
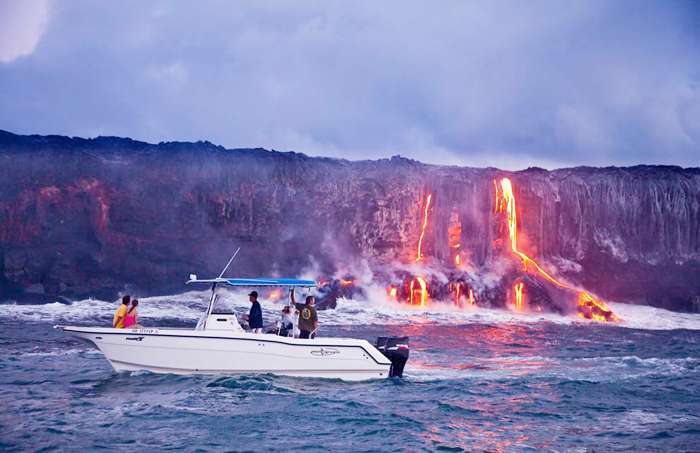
226,278,316,287
187,277,317,287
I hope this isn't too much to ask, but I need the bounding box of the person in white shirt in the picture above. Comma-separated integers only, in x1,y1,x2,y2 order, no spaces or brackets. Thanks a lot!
280,305,295,336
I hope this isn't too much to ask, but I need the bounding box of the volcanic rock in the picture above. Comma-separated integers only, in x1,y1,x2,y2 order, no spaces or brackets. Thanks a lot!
1,130,698,311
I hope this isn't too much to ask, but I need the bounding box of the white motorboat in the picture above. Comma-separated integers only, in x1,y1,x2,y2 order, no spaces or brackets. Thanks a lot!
55,269,409,381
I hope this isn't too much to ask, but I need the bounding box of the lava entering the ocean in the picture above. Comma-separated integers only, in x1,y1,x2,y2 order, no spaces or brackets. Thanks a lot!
513,282,525,311
380,179,616,322
393,193,433,306
496,177,619,322
388,286,398,299
409,276,428,307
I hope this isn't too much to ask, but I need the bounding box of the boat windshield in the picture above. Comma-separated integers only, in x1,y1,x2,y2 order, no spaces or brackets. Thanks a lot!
209,289,237,315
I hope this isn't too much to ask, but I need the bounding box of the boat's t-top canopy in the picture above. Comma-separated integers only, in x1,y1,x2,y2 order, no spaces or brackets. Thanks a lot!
187,276,317,288
187,248,317,331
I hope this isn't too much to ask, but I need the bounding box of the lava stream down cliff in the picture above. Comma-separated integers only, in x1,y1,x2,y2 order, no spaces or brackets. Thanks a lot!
375,179,619,322
496,177,618,322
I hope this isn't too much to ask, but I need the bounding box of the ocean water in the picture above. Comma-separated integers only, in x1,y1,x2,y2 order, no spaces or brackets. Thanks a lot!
1,292,699,452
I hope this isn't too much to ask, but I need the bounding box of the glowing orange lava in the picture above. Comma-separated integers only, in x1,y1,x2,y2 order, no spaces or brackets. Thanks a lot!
578,291,617,322
416,194,433,262
514,282,525,311
416,276,428,307
409,276,428,306
468,288,476,305
448,211,462,267
497,177,619,322
340,279,354,287
399,193,432,307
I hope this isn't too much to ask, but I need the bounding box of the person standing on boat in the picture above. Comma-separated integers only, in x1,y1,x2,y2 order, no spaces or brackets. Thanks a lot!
287,297,300,338
291,289,318,339
113,295,130,328
246,291,264,333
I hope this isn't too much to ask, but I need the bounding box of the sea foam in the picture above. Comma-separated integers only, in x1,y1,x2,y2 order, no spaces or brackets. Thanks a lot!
2,288,699,331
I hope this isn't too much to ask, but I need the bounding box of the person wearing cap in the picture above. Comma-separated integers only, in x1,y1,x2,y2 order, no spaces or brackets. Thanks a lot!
245,291,264,333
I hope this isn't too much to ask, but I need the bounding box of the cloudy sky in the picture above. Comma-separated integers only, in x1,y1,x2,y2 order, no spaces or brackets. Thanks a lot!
0,0,698,169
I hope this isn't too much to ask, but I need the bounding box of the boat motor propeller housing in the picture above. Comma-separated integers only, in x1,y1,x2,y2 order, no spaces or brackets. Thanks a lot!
375,336,409,377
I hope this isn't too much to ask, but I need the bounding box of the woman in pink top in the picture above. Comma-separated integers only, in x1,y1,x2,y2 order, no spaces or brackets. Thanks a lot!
123,299,140,328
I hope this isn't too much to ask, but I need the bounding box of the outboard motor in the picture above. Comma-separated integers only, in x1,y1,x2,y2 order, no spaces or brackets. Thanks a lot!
376,336,409,377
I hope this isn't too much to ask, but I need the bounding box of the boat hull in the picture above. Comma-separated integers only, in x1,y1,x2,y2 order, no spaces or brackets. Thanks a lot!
56,326,393,381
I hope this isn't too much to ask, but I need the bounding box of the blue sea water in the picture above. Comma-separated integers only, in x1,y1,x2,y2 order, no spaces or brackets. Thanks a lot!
1,296,699,452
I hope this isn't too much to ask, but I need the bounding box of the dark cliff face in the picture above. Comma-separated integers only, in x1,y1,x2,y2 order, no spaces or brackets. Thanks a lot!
1,130,699,311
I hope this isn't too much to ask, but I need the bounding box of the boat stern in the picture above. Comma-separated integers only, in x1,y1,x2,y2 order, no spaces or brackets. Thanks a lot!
375,336,409,377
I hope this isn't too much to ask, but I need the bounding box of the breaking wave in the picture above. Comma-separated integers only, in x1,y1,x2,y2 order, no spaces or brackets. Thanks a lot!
1,287,699,331
326,297,700,331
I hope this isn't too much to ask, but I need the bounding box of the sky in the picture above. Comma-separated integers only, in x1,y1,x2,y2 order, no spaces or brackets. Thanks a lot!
0,0,698,169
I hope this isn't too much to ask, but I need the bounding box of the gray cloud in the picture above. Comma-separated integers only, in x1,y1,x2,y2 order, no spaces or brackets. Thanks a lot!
0,0,50,63
0,0,698,169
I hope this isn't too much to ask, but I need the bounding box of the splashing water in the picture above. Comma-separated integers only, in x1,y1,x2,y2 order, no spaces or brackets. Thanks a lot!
2,290,698,331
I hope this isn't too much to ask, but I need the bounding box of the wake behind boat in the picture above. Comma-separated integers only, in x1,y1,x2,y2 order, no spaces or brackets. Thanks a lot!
55,270,409,381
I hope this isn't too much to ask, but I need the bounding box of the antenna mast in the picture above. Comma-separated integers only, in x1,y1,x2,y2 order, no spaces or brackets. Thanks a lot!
218,247,241,278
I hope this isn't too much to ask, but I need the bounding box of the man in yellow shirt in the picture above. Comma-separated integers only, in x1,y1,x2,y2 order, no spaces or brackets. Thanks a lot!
113,295,130,328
